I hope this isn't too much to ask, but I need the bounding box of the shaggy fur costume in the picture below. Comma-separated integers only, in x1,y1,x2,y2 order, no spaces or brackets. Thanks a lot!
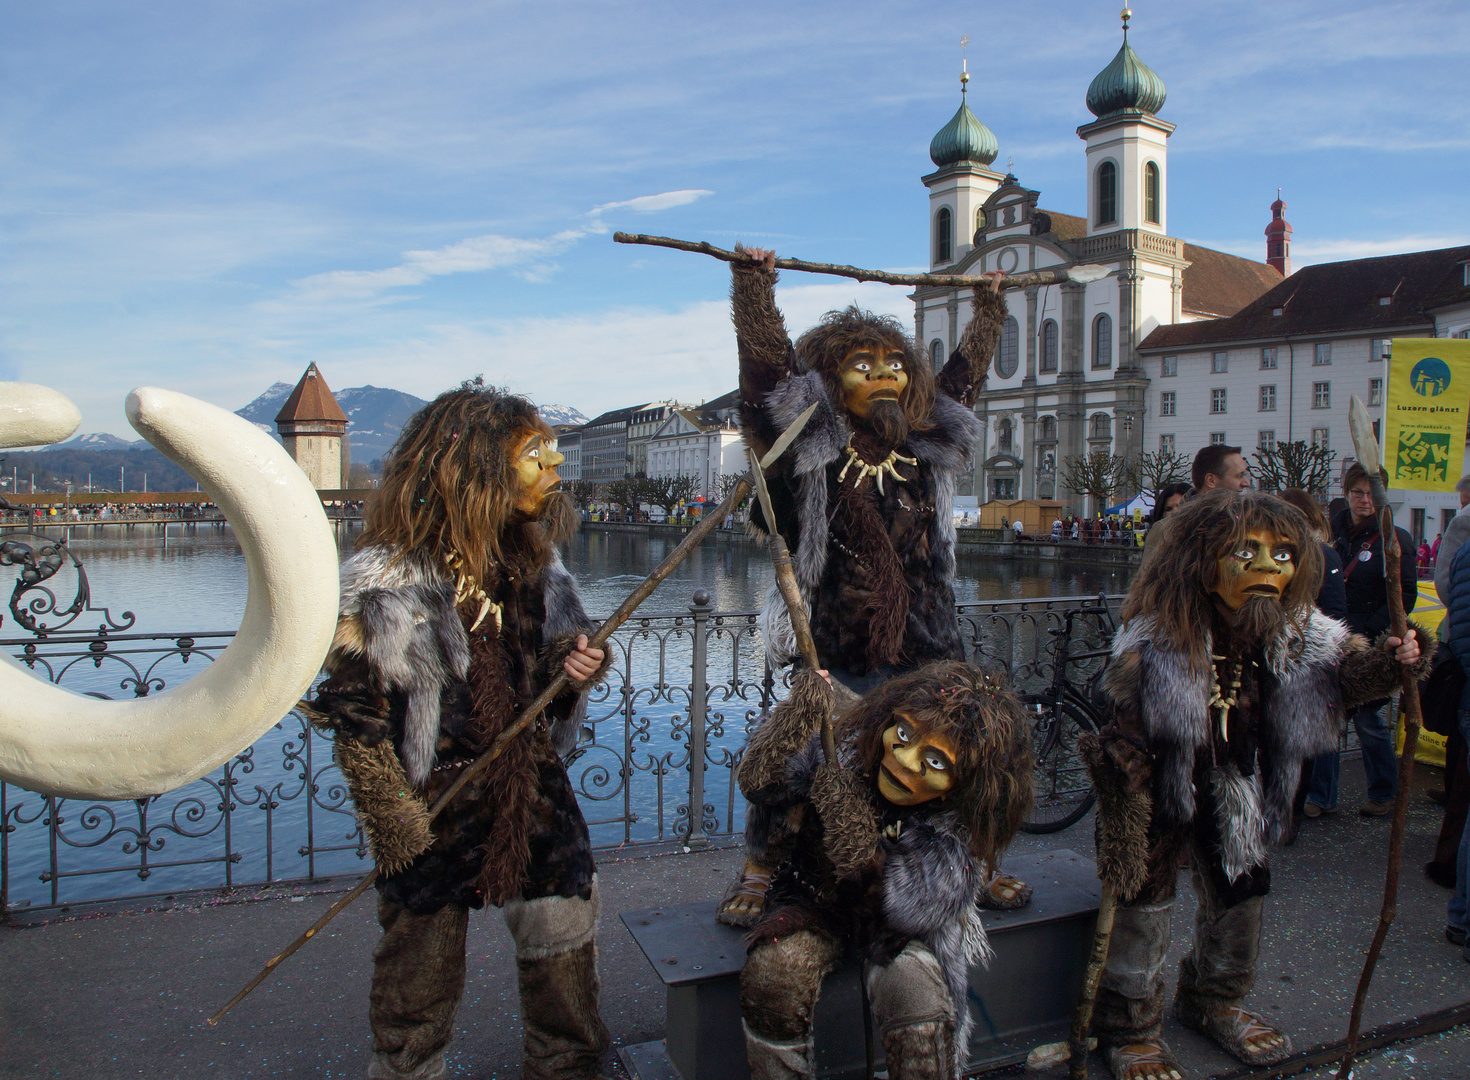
732,264,1005,673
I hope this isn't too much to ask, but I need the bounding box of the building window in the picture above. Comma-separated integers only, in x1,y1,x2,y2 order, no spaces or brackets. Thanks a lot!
995,317,1020,378
1211,388,1228,414
1161,354,1177,377
976,207,987,235
1313,381,1331,409
1259,430,1276,452
1312,427,1330,450
1212,351,1229,373
1160,391,1176,416
1371,338,1391,362
1260,347,1278,369
1259,385,1276,411
1039,415,1056,441
1368,377,1383,405
1090,413,1112,440
991,477,1016,500
1096,161,1117,226
1040,320,1059,372
998,418,1013,454
935,207,953,264
1093,313,1113,369
930,339,944,371
1314,342,1332,365
1144,162,1160,224
1210,432,1227,445
1159,433,1175,454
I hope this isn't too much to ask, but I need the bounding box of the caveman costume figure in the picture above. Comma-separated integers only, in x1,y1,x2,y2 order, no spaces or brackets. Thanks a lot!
720,247,1023,925
1083,490,1426,1080
736,662,1032,1080
310,382,612,1080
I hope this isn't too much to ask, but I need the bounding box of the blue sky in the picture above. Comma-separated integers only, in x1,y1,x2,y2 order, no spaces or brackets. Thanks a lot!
3,0,1469,437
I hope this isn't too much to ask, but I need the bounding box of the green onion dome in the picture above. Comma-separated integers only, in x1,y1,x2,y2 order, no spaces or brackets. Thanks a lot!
1086,19,1166,118
929,95,999,167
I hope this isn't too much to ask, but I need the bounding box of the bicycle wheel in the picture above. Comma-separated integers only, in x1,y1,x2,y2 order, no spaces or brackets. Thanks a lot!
1020,698,1100,833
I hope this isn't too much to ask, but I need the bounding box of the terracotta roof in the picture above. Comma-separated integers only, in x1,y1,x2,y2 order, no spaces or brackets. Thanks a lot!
1180,244,1283,318
275,363,347,424
1037,209,1087,242
1139,244,1470,351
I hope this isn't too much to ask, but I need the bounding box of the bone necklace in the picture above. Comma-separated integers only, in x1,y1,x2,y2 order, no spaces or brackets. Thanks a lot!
445,552,502,634
1208,654,1243,744
836,435,917,495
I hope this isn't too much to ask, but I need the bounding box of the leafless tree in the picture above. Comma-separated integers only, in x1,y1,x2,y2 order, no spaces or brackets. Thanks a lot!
1127,448,1191,508
1061,450,1129,516
1251,440,1338,495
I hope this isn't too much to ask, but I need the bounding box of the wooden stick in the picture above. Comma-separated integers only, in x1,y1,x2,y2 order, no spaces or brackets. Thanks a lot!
613,232,1102,290
1070,882,1118,1080
766,531,837,763
207,480,752,1027
1337,486,1421,1079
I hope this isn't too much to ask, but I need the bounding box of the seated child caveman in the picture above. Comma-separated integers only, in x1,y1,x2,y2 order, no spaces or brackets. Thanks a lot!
735,660,1033,1080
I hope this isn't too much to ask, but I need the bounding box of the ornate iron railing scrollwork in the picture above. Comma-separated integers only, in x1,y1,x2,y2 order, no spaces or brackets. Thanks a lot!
0,534,134,637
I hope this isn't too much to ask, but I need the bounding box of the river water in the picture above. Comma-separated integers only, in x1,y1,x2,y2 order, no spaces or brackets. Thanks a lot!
1,524,1129,909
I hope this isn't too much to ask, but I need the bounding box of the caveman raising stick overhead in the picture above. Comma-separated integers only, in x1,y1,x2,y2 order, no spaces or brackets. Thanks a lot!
717,246,1027,924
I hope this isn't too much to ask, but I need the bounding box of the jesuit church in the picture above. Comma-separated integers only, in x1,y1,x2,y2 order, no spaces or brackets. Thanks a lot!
915,14,1281,508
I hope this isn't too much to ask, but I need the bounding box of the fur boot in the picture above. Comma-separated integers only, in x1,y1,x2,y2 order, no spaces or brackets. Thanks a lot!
1092,898,1175,1046
1175,889,1264,1015
741,929,843,1080
368,897,469,1078
868,941,959,1080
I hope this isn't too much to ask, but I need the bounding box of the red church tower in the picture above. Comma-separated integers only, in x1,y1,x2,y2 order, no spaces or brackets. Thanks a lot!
1265,190,1292,277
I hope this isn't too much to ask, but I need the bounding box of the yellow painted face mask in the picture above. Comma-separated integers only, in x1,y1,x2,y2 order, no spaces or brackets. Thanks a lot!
512,431,564,515
839,346,909,418
876,715,957,806
1214,528,1296,610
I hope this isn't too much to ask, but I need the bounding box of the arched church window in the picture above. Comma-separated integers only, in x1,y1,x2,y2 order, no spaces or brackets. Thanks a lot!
975,207,986,236
1092,313,1112,369
935,207,953,264
930,339,945,371
1144,161,1160,224
1040,319,1058,372
998,418,1013,454
994,316,1019,378
1039,415,1056,441
1096,161,1117,226
1090,412,1112,440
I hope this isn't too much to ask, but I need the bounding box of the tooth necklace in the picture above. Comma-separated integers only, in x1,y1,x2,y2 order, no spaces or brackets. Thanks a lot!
446,552,501,634
836,435,917,495
1208,654,1242,743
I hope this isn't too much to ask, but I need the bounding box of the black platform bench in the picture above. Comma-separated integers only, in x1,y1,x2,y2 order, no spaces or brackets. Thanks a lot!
618,848,1100,1080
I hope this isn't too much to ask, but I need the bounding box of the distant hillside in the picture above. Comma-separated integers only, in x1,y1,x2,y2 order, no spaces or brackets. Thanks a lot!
1,446,196,494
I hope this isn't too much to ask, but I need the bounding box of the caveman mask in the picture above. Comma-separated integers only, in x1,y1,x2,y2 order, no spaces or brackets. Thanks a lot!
1214,528,1296,611
512,430,564,515
876,714,957,806
839,346,909,419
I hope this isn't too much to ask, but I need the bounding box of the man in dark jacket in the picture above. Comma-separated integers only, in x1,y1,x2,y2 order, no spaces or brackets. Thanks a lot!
1442,537,1470,958
1307,464,1418,817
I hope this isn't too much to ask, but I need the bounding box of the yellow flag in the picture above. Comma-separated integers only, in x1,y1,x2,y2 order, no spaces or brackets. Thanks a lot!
1382,338,1470,492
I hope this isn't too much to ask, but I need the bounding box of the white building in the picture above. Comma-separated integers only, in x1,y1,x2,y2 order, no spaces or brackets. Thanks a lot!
647,391,744,500
913,14,1280,513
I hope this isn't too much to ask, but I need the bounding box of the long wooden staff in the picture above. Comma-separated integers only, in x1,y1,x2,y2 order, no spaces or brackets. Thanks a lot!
1337,397,1423,1079
1069,883,1117,1079
613,233,1111,290
206,479,752,1026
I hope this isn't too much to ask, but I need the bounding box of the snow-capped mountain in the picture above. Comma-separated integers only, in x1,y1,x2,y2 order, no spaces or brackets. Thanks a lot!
46,432,146,451
539,404,588,427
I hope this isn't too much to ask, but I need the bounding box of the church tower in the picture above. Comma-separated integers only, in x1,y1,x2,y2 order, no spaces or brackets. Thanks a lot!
1078,9,1172,236
275,363,348,490
922,47,1005,271
1266,192,1292,276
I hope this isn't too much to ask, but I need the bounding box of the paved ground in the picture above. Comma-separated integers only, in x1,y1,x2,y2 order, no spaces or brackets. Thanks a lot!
4,763,1469,1080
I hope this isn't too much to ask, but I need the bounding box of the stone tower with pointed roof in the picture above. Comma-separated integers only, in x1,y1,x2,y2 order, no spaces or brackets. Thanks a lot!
275,363,349,490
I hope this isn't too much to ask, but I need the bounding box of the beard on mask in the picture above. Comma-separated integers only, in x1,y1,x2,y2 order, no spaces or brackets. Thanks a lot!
536,490,579,545
861,397,911,452
1217,592,1289,646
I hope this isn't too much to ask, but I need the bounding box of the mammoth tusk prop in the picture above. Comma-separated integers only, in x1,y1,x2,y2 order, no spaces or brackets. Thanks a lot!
0,383,339,800
613,232,1111,289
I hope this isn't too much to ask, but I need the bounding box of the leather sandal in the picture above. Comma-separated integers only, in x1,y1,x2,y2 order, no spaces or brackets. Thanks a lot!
1103,1040,1184,1080
1176,1001,1291,1065
715,868,771,927
977,870,1033,910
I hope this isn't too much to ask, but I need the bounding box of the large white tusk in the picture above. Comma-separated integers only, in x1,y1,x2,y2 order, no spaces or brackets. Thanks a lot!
0,385,340,799
0,382,82,448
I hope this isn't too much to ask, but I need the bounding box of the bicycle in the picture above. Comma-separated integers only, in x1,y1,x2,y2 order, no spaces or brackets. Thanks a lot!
1019,595,1116,833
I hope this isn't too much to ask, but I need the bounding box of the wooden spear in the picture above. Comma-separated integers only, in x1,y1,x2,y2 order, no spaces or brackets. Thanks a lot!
206,477,752,1027
613,233,1112,290
1337,396,1424,1079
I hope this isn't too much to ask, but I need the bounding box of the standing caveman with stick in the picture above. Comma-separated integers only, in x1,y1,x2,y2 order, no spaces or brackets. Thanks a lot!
1079,490,1426,1080
310,381,612,1080
716,247,1029,925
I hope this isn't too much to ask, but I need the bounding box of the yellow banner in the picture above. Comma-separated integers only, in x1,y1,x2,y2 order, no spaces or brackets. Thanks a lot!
1382,338,1470,492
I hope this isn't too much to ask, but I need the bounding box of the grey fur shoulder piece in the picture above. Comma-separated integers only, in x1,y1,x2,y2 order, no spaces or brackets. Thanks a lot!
541,549,595,641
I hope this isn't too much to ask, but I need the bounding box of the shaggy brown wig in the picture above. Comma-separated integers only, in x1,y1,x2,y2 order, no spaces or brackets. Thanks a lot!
1122,489,1323,671
842,660,1033,867
359,379,575,587
794,307,936,434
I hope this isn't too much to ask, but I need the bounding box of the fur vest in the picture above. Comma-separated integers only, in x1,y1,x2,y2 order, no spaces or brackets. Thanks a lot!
1108,609,1381,877
757,371,982,667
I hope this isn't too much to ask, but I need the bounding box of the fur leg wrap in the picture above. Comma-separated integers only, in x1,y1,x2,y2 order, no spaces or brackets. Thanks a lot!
1177,882,1264,1011
737,668,835,797
504,876,600,961
808,763,881,879
741,930,842,1049
517,940,611,1080
868,941,959,1080
1080,732,1152,899
334,734,434,876
1093,899,1175,1046
368,897,469,1077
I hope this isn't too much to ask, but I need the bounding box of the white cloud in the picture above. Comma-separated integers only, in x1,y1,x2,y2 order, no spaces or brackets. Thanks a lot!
590,189,713,216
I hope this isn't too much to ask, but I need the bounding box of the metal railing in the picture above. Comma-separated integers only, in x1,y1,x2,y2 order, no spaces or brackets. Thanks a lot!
1,589,1124,916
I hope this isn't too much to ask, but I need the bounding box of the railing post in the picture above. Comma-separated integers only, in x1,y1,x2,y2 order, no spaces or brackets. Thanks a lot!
684,589,711,850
